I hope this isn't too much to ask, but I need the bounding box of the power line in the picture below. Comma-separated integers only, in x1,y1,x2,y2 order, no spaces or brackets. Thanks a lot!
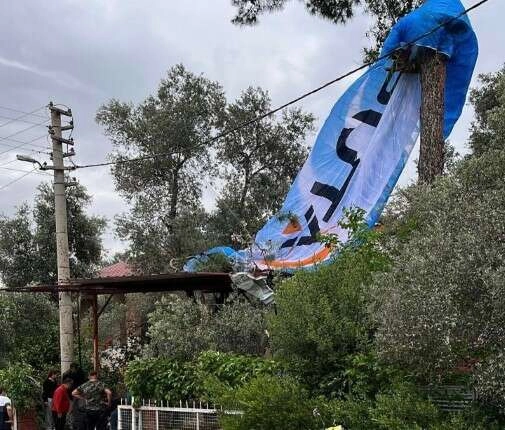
0,106,48,128
0,168,39,192
0,118,49,144
0,165,51,176
73,0,490,171
0,105,47,120
0,114,48,128
0,134,49,155
0,158,17,168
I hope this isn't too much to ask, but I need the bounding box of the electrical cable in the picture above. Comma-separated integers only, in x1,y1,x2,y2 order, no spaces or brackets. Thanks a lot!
0,106,48,128
0,165,51,176
0,134,49,155
72,0,491,171
0,168,39,191
0,105,47,120
0,118,49,144
0,158,18,168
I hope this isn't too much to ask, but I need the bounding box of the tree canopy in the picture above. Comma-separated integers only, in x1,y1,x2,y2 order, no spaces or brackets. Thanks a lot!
97,64,226,272
98,66,314,269
0,182,106,288
371,65,505,385
231,0,421,59
469,65,505,156
209,86,314,244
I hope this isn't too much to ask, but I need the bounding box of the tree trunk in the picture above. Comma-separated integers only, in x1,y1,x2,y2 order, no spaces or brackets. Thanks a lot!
169,168,180,222
418,51,446,184
239,167,250,218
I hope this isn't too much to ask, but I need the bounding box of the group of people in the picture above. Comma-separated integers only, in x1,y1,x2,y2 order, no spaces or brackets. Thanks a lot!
42,364,116,430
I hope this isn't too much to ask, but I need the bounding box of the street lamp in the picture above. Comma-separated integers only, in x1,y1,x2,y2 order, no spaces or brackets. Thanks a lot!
16,154,46,170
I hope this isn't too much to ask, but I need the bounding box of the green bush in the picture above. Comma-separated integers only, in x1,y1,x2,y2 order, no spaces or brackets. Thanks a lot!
217,375,320,430
125,352,282,403
370,383,441,430
0,363,40,413
124,358,200,402
0,293,59,370
196,351,280,388
145,295,268,360
269,212,390,397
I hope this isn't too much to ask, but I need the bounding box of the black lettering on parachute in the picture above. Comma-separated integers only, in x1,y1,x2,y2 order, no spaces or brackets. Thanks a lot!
280,73,399,249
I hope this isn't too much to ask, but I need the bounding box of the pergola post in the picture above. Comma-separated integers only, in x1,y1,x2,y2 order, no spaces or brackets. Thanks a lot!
92,294,99,372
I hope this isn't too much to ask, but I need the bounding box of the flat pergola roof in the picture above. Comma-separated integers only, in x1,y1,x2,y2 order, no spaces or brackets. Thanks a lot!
1,271,233,372
1,272,233,295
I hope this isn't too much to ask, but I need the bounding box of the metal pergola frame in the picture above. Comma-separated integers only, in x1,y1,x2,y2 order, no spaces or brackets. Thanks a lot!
2,272,232,371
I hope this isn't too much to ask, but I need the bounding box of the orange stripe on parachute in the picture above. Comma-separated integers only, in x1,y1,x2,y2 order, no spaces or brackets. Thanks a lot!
263,246,331,269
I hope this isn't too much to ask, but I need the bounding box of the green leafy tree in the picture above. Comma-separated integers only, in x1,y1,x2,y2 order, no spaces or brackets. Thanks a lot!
0,363,41,413
373,68,505,382
469,65,505,156
144,295,268,360
269,211,390,397
0,182,106,288
96,64,226,272
0,293,59,370
144,295,214,361
373,148,505,380
231,0,421,60
209,87,313,244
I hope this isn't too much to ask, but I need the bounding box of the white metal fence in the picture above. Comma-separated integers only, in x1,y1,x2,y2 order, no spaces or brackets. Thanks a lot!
118,401,222,430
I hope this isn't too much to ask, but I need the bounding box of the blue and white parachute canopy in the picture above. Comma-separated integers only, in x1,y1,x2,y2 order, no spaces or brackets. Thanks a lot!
186,0,478,273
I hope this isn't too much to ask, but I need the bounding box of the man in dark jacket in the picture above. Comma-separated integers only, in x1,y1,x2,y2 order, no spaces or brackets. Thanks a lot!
42,370,58,429
62,363,86,392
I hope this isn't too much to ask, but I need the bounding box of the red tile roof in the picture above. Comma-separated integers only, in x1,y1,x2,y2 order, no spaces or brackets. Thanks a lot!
99,261,135,278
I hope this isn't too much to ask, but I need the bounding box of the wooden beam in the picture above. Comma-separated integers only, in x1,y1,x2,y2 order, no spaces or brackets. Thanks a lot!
92,294,99,372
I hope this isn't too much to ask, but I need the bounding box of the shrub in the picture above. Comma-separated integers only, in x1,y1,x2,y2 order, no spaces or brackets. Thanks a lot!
269,212,390,397
0,364,40,413
124,352,281,403
217,375,320,430
373,149,505,380
196,351,280,389
124,358,200,402
145,295,268,360
370,383,441,430
475,351,505,409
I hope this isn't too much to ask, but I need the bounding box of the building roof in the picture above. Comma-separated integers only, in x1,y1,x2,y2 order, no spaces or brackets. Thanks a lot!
99,261,135,278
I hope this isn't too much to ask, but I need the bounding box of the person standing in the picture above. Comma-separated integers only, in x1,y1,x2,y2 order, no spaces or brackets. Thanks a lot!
51,378,73,430
72,372,111,430
42,370,59,430
0,388,13,430
62,363,86,392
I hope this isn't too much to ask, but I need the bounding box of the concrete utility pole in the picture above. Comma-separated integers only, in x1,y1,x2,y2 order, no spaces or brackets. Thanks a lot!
418,50,447,184
49,102,74,373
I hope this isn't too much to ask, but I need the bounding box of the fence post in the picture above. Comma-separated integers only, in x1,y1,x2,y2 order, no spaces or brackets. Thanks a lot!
132,407,137,430
155,409,159,430
118,407,122,430
196,412,200,430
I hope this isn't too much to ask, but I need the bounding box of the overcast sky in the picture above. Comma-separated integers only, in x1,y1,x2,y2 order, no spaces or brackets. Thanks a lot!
0,0,503,256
